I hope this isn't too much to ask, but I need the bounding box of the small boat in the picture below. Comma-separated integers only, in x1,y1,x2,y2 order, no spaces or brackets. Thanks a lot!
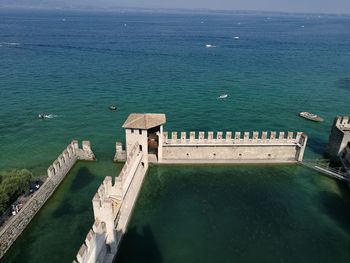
109,105,117,111
38,113,51,119
205,44,216,48
233,36,240,40
218,94,228,99
299,112,324,122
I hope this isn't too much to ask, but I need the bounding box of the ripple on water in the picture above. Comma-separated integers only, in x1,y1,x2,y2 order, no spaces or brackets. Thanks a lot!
337,78,350,91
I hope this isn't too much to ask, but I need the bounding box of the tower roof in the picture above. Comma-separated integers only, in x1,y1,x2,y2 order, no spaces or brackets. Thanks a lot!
122,113,166,130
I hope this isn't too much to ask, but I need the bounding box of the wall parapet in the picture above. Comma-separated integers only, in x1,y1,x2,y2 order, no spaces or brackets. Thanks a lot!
335,116,350,131
163,131,305,145
0,140,95,260
114,142,126,162
76,142,148,263
161,131,307,163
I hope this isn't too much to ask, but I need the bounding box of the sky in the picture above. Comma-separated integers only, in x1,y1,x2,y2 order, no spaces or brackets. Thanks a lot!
1,0,350,14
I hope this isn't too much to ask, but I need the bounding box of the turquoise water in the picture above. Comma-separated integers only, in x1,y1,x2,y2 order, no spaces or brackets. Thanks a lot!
1,10,350,174
1,9,350,263
118,165,350,263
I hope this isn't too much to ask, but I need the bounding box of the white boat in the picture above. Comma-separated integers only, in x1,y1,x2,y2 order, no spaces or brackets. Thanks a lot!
218,94,228,99
233,36,240,39
38,113,53,119
205,44,216,48
109,105,117,111
299,112,323,122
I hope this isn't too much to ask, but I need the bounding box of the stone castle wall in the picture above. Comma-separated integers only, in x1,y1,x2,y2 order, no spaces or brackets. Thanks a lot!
340,142,350,174
345,144,350,165
75,143,148,263
0,141,95,259
326,116,350,159
161,131,307,163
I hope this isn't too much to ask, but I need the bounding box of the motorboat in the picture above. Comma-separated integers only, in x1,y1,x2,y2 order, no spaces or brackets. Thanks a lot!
205,44,216,48
299,112,324,122
218,94,228,99
38,113,53,119
38,113,49,119
109,105,117,111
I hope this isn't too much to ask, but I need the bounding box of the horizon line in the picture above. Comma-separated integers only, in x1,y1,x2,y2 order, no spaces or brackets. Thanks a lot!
1,5,350,16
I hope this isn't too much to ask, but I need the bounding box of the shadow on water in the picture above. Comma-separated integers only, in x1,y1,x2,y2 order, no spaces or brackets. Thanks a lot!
70,166,94,190
318,181,350,235
337,78,350,91
52,166,94,218
307,136,327,156
115,225,162,263
52,199,76,218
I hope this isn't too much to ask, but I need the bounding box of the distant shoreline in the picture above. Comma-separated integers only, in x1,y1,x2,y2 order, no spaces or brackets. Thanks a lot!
0,5,349,17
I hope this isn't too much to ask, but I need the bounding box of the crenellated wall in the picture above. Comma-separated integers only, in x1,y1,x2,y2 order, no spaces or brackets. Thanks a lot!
337,116,350,130
73,220,110,263
161,131,307,163
114,142,126,162
75,142,148,263
0,141,95,260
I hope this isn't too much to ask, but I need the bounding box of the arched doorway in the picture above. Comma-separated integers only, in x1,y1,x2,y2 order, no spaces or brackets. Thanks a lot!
147,126,160,157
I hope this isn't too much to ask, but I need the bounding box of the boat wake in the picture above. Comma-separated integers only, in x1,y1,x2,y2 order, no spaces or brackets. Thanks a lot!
0,42,21,47
45,114,58,119
38,114,59,119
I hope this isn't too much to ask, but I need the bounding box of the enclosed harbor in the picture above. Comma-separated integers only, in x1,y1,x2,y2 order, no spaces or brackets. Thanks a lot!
2,163,350,263
1,10,350,263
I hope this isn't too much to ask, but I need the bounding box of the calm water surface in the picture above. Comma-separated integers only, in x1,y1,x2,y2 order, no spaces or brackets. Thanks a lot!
0,10,350,263
118,165,350,263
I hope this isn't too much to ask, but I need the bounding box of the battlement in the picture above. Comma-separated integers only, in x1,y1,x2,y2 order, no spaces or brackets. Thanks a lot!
47,140,95,179
161,131,307,163
47,141,77,178
335,116,350,131
114,142,126,162
76,220,107,263
163,131,305,145
93,143,142,213
76,141,148,263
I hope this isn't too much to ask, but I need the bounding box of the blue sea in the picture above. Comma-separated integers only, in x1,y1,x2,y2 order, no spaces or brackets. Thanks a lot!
1,9,350,263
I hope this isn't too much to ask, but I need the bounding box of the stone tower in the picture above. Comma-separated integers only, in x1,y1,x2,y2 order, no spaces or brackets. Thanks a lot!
326,116,350,161
122,113,166,162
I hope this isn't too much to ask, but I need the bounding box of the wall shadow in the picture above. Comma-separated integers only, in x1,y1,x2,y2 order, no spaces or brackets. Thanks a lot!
52,199,76,218
318,183,350,235
307,137,327,156
70,166,94,191
51,167,94,218
115,225,162,263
